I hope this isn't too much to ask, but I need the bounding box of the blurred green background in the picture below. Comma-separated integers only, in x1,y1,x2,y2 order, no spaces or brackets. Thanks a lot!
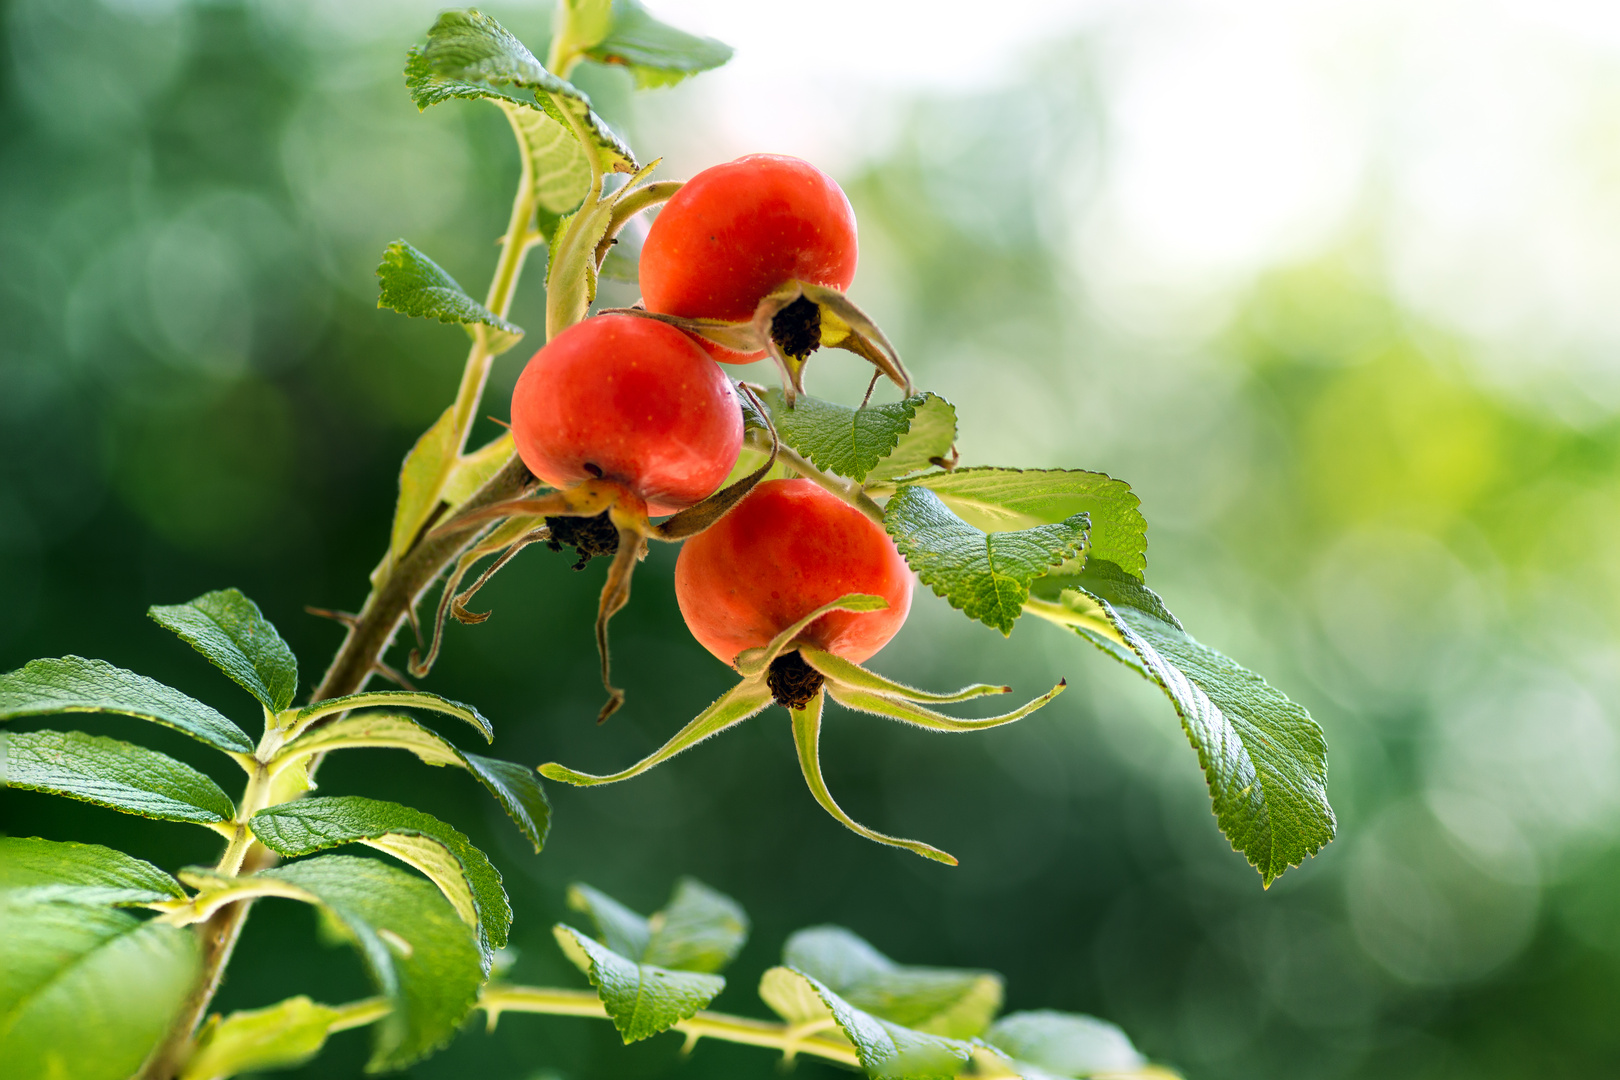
5,0,1620,1077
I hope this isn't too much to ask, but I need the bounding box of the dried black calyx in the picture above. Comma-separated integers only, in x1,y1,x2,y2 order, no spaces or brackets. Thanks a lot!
767,649,825,710
545,511,619,571
770,296,822,360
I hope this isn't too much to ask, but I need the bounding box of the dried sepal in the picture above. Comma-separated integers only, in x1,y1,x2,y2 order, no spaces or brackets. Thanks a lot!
410,515,548,678
654,384,780,541
594,511,649,723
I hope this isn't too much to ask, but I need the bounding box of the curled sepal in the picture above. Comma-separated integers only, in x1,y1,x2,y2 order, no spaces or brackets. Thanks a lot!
797,644,1010,704
825,679,1067,734
789,690,957,865
734,594,890,679
540,679,773,786
410,515,549,678
753,282,911,405
653,383,780,542
594,514,648,723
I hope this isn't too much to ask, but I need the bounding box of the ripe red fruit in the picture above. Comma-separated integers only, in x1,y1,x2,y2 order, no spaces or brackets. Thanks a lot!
674,478,913,665
510,313,743,516
640,154,858,359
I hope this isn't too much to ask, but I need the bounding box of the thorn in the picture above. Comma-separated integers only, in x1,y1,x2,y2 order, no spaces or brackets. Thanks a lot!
1058,678,1068,687
486,416,512,430
1001,685,1013,694
372,659,418,692
305,606,358,628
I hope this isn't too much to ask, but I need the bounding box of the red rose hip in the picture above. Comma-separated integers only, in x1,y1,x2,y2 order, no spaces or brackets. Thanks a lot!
510,314,743,516
674,478,913,665
640,154,859,360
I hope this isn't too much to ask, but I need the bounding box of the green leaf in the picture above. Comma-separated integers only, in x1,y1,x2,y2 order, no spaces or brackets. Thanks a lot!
554,925,724,1043
553,877,747,1042
251,795,511,968
982,1010,1147,1079
0,897,200,1080
407,10,637,210
1061,562,1334,885
294,689,493,741
502,100,596,216
149,588,299,714
1,729,235,828
277,712,550,852
255,855,483,1070
584,0,734,88
763,389,956,484
181,996,345,1080
907,467,1146,582
0,836,184,907
867,395,959,484
568,877,748,974
782,926,1002,1039
885,486,1088,635
0,655,253,754
376,239,523,342
759,966,974,1080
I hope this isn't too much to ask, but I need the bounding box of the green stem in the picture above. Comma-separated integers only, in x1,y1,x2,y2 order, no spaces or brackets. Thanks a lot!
138,105,551,1080
771,440,886,524
477,986,862,1068
326,996,391,1034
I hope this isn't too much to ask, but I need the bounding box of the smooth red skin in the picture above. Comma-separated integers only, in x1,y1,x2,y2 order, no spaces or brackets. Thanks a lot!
510,315,742,516
675,478,914,666
641,154,859,363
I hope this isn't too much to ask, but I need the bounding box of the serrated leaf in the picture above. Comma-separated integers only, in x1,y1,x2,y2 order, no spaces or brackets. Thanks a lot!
407,10,636,212
763,389,955,484
0,897,200,1080
783,926,1002,1039
0,656,253,754
500,100,595,216
1064,562,1334,885
251,796,510,969
867,395,959,484
554,877,747,1042
554,924,724,1043
1,729,235,827
0,837,184,907
181,996,342,1080
295,689,493,741
762,966,974,1080
149,588,299,713
568,878,748,974
983,1010,1147,1079
256,855,482,1070
377,239,523,343
885,486,1088,635
584,0,734,88
277,714,550,852
909,468,1146,582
